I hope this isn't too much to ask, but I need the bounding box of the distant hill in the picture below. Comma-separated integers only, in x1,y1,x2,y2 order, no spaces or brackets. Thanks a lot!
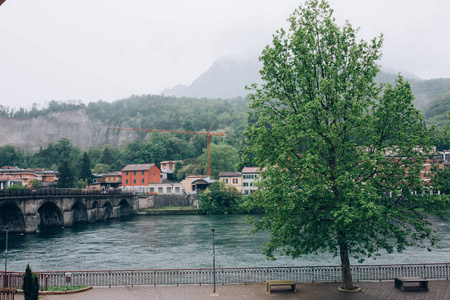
423,92,450,128
161,56,450,111
161,57,262,99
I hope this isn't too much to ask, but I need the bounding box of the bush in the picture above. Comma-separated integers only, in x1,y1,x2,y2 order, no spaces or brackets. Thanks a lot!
23,263,39,300
198,181,243,214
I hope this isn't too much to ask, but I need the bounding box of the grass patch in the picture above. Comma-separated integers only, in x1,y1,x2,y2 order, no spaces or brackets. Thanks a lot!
45,285,89,292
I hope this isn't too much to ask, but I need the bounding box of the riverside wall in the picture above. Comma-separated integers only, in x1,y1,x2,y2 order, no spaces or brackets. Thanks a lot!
138,194,199,209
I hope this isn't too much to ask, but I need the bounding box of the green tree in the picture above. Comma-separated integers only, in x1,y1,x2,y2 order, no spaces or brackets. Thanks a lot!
0,145,25,167
27,179,43,189
433,167,450,194
57,160,74,188
176,158,204,181
79,152,93,183
198,181,242,214
173,161,183,180
23,263,39,300
200,143,240,179
244,0,449,290
92,163,112,174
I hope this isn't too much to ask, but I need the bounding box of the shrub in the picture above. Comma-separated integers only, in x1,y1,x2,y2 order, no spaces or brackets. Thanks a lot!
23,263,39,300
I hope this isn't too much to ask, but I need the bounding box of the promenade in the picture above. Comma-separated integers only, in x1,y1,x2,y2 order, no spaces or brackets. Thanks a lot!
13,280,450,300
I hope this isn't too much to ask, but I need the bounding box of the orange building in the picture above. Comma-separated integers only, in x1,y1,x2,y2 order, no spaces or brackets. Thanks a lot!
121,164,161,190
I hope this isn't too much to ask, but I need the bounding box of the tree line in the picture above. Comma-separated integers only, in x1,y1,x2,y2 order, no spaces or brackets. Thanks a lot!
0,135,242,188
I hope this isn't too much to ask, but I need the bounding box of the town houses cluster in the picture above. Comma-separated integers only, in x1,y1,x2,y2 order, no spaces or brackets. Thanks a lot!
1,149,449,195
0,161,263,196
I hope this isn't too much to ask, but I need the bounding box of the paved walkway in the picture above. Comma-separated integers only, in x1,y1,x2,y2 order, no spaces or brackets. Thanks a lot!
12,280,450,300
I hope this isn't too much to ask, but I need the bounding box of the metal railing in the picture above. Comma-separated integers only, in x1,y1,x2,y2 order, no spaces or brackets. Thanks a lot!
0,288,17,300
0,263,448,288
0,189,134,199
0,272,48,291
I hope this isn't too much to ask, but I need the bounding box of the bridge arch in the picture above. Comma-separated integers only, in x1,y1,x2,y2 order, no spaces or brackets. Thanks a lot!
103,202,112,220
0,202,25,233
119,199,132,216
38,202,63,228
72,202,88,224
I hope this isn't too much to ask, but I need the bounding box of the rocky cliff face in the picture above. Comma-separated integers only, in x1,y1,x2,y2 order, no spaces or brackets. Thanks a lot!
0,109,139,152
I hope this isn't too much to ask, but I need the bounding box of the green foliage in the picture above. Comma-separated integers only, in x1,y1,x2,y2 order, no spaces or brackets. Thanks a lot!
200,143,240,179
244,0,443,290
423,92,450,128
23,263,39,300
5,184,24,190
176,158,204,180
79,152,93,183
173,161,183,180
0,145,25,168
27,179,42,189
198,181,243,214
77,178,88,189
57,160,75,188
409,78,450,110
432,167,450,194
92,163,112,174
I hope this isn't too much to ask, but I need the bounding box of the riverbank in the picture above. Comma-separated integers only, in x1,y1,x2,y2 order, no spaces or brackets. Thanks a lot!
134,206,198,215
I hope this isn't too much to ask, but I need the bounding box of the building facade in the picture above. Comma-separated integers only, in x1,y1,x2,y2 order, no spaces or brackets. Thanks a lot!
218,172,242,193
121,164,161,193
241,167,261,195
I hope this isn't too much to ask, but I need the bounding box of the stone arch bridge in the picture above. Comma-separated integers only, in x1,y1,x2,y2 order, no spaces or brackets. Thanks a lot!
0,189,137,233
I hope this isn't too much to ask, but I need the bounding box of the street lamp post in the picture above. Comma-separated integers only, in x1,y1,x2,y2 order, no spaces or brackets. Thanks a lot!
3,225,9,288
211,228,216,294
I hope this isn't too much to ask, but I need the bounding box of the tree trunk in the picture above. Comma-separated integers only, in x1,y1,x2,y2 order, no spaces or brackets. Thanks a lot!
339,242,354,290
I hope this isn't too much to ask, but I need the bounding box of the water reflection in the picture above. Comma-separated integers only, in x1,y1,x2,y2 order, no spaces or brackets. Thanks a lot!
0,214,448,272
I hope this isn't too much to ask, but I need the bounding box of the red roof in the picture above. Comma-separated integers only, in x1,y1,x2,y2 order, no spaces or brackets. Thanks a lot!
121,164,156,172
241,167,261,173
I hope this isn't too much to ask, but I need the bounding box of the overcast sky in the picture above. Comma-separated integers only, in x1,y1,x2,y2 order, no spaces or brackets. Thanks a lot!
1,0,449,109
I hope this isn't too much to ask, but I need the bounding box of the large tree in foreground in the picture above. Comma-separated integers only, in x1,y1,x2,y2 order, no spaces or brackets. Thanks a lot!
245,0,449,290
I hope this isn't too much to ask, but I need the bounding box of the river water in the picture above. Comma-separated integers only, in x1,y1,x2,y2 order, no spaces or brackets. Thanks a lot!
1,214,449,272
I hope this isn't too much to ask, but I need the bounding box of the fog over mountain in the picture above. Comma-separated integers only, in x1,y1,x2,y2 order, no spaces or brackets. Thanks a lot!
161,57,262,99
161,56,450,111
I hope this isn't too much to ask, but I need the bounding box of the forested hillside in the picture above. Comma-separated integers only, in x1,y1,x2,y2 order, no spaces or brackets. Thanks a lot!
0,96,250,185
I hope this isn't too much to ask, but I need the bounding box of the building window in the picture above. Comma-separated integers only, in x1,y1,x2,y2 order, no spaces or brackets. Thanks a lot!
233,178,238,184
126,179,129,184
126,171,128,176
167,187,172,193
244,190,249,195
150,187,154,193
243,182,249,187
134,171,136,175
154,171,156,176
175,187,180,193
142,179,144,184
142,171,144,175
158,187,163,193
134,179,136,184
223,179,228,183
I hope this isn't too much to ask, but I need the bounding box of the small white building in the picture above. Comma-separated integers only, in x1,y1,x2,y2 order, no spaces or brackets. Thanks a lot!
148,182,183,195
241,167,261,195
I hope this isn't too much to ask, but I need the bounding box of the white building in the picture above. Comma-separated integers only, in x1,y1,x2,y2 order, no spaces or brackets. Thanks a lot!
241,167,261,195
